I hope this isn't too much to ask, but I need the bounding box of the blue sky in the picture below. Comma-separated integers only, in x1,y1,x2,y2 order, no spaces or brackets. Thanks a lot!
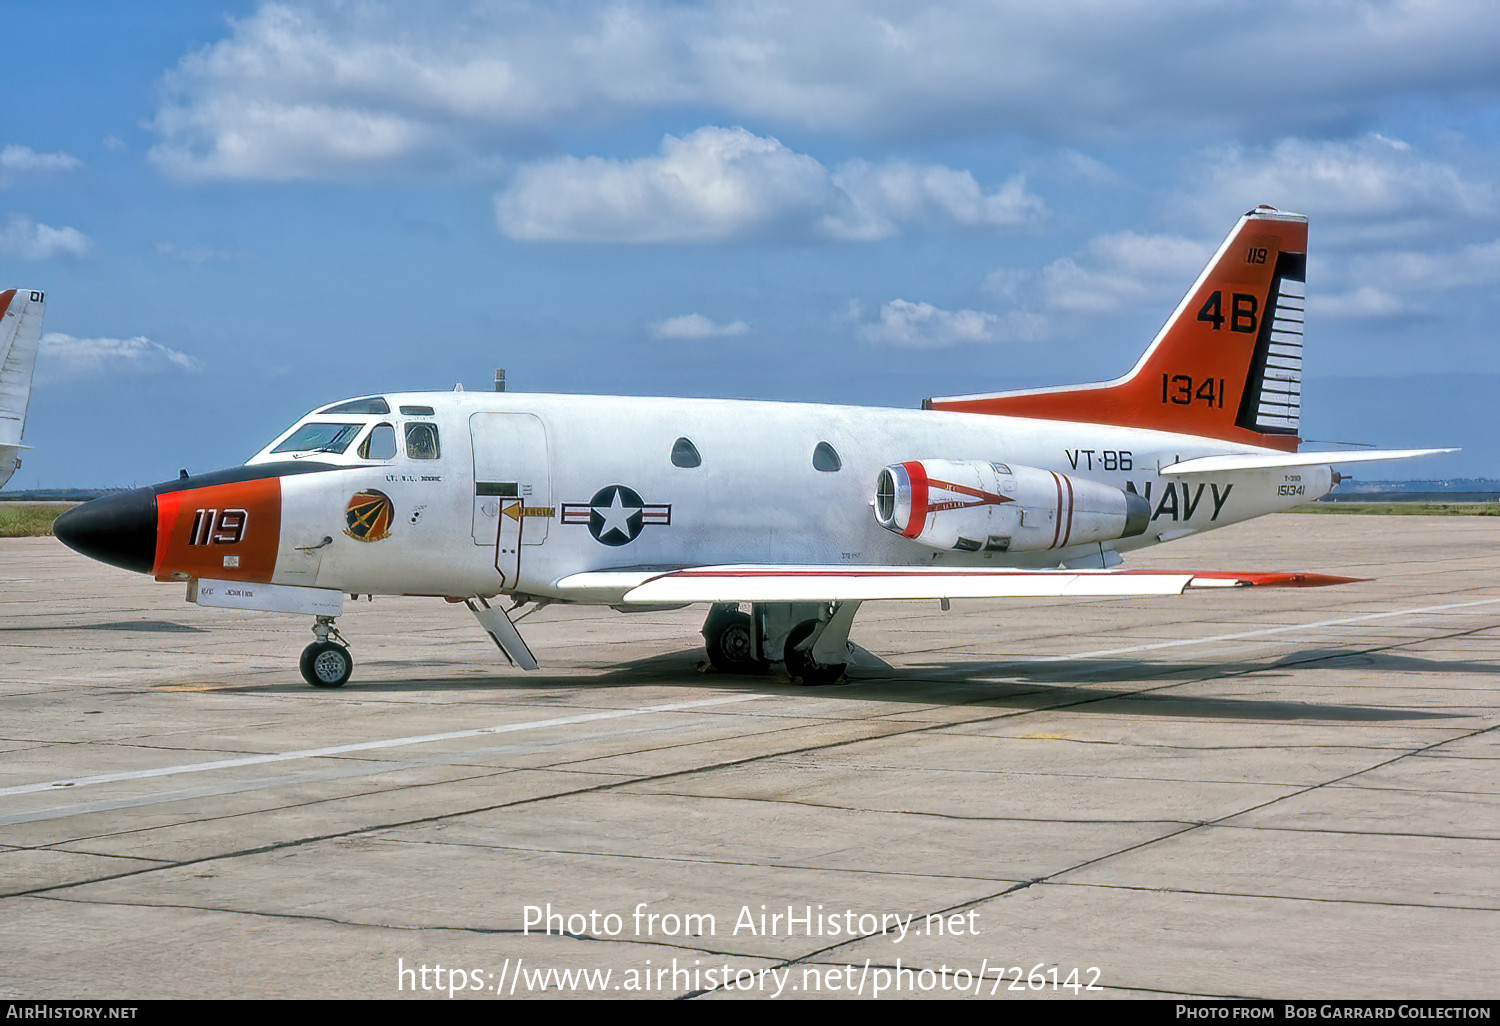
4,0,1498,488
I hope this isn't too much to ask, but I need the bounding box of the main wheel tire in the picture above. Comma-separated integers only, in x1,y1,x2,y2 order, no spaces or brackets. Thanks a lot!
300,641,353,688
706,611,764,674
783,619,846,686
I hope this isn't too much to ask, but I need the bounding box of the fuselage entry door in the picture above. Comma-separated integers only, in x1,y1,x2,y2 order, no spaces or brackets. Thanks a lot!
470,413,550,588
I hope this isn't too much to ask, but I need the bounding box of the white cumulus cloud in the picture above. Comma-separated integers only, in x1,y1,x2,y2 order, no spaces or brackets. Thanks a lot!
650,313,750,339
146,2,1500,181
494,126,1043,242
988,232,1211,315
1315,238,1500,319
829,160,1045,239
855,229,1210,349
0,216,93,259
1313,285,1408,320
496,127,839,243
38,333,204,381
1167,135,1500,325
1182,135,1495,240
0,145,82,176
1348,238,1500,291
856,299,1046,349
149,1,563,180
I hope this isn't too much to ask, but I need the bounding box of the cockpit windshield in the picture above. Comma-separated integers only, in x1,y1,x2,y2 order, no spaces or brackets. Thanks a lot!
271,422,363,456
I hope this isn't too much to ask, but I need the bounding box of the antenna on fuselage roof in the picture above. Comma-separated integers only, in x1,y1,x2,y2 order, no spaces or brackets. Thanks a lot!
494,369,506,392
453,382,464,391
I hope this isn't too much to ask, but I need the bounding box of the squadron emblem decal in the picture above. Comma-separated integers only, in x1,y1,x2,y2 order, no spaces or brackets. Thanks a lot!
344,490,394,542
562,485,671,546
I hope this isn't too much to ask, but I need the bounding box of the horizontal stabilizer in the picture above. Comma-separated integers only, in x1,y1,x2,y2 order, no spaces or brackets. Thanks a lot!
1161,448,1457,475
555,565,1358,605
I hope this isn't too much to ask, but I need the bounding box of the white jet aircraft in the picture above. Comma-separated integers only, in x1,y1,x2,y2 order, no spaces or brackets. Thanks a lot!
0,289,45,489
54,208,1451,687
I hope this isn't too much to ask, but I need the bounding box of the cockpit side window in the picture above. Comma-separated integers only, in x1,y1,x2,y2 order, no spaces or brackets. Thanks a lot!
359,423,397,460
270,422,362,455
405,423,441,460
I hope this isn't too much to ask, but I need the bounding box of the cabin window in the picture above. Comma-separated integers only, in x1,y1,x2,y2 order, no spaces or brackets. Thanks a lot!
671,437,702,468
270,422,362,455
812,441,842,472
399,405,435,416
359,423,397,460
317,397,390,415
405,423,441,460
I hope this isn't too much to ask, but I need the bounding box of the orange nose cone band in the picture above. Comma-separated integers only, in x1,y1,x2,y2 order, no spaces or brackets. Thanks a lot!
154,477,283,582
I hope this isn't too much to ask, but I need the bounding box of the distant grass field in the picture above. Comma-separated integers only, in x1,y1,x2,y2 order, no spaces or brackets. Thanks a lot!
0,503,71,537
1289,502,1500,516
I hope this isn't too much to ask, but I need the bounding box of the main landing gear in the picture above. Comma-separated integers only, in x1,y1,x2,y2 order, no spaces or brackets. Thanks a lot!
702,607,764,675
300,615,353,688
701,601,859,686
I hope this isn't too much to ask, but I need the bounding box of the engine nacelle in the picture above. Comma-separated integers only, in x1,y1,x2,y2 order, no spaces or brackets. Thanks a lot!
873,459,1151,553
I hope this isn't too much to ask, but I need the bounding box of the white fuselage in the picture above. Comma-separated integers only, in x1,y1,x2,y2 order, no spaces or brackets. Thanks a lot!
246,391,1330,602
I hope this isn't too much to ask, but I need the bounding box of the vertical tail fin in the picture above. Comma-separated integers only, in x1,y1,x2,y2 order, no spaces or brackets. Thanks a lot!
0,289,45,487
926,207,1307,452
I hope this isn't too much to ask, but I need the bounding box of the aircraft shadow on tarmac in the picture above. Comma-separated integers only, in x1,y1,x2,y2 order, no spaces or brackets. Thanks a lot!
0,619,208,633
334,645,1469,723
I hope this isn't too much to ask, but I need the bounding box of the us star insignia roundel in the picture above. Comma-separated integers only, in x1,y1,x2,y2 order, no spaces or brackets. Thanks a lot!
344,489,394,542
561,485,671,546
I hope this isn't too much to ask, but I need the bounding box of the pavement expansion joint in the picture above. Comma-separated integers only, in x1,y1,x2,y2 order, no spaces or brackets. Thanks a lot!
1047,879,1499,913
4,522,1497,998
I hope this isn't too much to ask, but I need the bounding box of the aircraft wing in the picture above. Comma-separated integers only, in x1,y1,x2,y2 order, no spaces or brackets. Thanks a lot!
553,565,1359,605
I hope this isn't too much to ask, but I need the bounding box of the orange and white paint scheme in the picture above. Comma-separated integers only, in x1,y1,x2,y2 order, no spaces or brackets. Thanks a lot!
928,207,1311,452
53,208,1453,687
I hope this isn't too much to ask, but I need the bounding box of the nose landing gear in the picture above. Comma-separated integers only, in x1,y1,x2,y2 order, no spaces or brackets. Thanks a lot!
300,615,353,687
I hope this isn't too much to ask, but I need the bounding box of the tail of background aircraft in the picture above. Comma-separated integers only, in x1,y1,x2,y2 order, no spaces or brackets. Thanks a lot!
0,288,46,489
926,206,1307,453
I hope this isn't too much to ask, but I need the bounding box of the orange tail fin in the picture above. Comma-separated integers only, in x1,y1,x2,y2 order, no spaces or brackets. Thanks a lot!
926,206,1307,452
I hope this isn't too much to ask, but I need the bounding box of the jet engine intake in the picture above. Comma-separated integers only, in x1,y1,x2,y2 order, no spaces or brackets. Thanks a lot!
874,459,1150,553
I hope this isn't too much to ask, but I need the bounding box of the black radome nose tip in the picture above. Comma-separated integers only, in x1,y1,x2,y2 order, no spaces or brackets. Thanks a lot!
53,488,158,575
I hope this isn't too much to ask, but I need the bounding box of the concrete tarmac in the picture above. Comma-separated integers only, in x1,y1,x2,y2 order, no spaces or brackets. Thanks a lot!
1,513,1496,1000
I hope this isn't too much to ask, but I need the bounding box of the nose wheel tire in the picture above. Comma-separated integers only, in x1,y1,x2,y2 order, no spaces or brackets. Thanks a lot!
784,619,846,686
300,641,353,688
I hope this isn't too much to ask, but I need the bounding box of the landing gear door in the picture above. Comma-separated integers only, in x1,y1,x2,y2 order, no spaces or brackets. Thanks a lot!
470,414,551,569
